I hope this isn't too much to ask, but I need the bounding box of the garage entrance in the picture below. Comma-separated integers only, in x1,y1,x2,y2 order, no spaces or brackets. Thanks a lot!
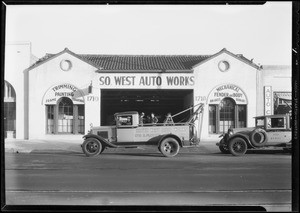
101,89,194,126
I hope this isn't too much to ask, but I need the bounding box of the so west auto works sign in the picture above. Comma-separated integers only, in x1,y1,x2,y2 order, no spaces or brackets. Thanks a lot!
96,73,195,88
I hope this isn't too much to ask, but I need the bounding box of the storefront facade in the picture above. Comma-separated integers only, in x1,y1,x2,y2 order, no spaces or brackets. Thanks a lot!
4,44,292,141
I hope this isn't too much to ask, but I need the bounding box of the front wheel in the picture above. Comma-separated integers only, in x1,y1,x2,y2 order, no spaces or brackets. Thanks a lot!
82,138,103,157
228,137,247,156
159,138,180,157
219,140,230,154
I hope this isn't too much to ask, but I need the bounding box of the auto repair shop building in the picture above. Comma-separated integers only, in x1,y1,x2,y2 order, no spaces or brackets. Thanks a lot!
4,43,292,141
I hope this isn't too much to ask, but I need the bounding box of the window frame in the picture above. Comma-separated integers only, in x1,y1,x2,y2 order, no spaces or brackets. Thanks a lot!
45,97,85,135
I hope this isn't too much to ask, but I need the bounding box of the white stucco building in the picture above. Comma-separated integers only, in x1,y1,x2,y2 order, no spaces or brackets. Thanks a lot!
4,43,292,141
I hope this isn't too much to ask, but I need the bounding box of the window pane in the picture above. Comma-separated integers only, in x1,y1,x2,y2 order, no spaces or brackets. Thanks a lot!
219,98,235,133
237,105,246,128
209,105,216,133
117,115,133,126
271,118,285,128
58,98,73,133
77,105,85,134
46,105,55,134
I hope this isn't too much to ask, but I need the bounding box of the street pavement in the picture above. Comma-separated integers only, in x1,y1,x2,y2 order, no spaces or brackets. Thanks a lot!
4,138,220,154
3,138,294,212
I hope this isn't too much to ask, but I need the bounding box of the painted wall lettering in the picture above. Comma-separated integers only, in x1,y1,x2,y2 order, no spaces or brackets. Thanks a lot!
43,83,84,105
195,96,206,102
208,84,247,105
87,96,99,102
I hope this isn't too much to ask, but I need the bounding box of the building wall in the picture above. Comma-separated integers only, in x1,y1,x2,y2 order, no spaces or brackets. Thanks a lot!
193,52,258,140
256,65,292,116
4,42,32,139
6,43,292,141
26,53,99,140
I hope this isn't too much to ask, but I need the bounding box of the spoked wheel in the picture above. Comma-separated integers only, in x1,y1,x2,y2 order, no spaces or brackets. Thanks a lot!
228,137,247,156
218,139,230,154
159,138,180,157
219,143,230,154
82,138,103,157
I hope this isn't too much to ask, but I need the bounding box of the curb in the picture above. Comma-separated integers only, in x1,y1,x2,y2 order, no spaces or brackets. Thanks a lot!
4,139,219,154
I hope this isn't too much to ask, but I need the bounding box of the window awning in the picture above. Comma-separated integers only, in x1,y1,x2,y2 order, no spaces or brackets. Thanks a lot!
274,92,291,100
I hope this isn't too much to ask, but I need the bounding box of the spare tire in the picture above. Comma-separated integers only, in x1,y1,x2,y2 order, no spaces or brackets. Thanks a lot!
250,128,268,147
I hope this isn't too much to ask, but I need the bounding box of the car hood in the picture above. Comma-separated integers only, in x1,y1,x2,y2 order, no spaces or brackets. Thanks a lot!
231,127,256,134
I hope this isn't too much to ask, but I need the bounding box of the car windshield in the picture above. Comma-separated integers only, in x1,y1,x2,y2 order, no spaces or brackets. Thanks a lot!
117,115,132,126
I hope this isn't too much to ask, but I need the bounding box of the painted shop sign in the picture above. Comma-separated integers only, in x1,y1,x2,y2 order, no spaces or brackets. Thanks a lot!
42,83,85,105
96,73,195,89
208,84,247,104
264,86,272,115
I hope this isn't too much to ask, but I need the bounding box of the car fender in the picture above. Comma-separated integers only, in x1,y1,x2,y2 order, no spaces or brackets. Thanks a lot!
83,134,117,148
228,133,255,148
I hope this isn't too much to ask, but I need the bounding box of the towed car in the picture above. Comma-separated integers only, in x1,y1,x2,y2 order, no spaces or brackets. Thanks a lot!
216,114,292,156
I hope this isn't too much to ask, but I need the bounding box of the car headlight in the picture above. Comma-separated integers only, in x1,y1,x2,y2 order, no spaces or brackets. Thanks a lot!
228,128,233,136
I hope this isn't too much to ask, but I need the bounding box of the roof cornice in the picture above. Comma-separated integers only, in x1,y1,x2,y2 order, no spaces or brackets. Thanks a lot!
192,48,260,70
27,48,100,71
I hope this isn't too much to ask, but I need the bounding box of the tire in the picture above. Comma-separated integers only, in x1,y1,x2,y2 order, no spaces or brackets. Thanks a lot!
228,137,247,156
159,138,180,157
82,138,103,157
250,128,268,147
219,139,230,154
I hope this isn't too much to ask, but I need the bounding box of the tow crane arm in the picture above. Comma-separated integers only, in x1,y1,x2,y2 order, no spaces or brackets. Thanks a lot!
170,103,204,124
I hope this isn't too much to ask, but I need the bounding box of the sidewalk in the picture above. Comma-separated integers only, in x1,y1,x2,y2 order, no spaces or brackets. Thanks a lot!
4,138,219,154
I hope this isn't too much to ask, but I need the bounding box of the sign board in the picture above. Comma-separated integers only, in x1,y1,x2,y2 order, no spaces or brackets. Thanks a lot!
95,73,195,89
208,84,247,105
42,83,85,105
264,86,273,115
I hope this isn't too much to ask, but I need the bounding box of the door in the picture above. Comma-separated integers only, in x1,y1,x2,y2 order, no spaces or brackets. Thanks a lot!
219,98,235,133
57,97,74,133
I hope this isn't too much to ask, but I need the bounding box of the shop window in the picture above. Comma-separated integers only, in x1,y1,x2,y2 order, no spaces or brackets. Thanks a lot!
274,92,292,114
4,81,16,138
46,97,85,134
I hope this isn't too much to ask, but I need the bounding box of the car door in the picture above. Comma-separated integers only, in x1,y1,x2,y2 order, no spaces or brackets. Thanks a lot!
266,131,291,145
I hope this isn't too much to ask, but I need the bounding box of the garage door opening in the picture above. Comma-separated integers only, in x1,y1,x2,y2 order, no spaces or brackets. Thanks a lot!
101,89,194,126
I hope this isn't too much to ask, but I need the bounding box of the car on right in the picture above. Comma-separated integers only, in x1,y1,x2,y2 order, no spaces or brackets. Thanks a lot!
216,114,292,156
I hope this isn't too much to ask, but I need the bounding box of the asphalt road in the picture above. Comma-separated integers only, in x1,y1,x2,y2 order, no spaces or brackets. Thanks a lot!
4,146,292,211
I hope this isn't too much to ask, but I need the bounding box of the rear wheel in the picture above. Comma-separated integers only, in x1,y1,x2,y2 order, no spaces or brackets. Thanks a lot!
82,138,103,157
228,137,247,156
159,138,180,157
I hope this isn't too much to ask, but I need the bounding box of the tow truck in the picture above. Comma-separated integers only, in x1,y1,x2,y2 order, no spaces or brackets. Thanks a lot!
81,103,204,157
